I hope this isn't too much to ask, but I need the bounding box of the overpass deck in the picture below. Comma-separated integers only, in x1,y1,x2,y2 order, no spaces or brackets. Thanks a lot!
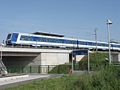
0,47,72,53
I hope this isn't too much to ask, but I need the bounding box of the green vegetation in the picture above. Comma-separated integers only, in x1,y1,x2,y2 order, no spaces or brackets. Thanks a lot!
79,52,109,71
50,52,109,74
49,64,71,74
3,52,120,90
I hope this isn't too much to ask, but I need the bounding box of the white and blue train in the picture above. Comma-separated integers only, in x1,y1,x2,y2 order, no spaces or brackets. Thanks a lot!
5,32,120,51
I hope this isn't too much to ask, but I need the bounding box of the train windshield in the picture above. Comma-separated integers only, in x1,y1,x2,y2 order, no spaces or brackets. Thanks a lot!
7,34,12,39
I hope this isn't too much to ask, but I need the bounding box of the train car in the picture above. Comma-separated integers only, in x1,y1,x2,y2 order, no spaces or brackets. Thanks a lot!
6,32,78,48
5,32,120,51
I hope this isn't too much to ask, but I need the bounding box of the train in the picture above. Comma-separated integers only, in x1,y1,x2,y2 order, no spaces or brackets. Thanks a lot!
5,32,120,51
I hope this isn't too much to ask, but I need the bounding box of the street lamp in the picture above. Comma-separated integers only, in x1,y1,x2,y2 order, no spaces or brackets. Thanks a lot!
106,19,112,64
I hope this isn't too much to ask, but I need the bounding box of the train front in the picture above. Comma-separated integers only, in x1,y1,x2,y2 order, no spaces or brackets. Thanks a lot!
6,33,19,45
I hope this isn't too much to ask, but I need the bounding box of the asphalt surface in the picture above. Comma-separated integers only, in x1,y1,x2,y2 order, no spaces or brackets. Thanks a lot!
0,74,63,89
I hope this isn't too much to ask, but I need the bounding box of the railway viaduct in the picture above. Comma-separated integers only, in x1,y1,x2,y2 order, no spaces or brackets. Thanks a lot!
0,46,120,73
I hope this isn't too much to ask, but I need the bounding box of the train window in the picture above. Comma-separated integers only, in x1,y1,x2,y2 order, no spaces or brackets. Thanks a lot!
72,41,76,44
45,38,48,42
57,39,62,43
7,34,12,39
53,39,56,43
54,39,58,43
47,38,52,42
37,37,40,41
87,42,91,45
82,42,87,45
39,37,42,42
48,38,52,42
98,43,102,46
46,38,49,42
91,42,94,45
78,41,82,44
20,35,31,41
27,36,31,41
63,40,76,44
40,38,43,42
102,43,108,47
58,39,61,43
69,40,72,44
55,39,58,43
42,38,45,42
48,38,51,42
31,37,37,41
72,40,75,44
58,39,62,43
70,40,72,44
62,39,64,43
113,44,120,48
118,45,120,48
78,41,86,45
104,44,108,47
20,35,25,40
66,40,70,44
50,38,54,42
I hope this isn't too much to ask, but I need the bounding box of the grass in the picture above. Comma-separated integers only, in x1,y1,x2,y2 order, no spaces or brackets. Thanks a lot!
3,65,120,90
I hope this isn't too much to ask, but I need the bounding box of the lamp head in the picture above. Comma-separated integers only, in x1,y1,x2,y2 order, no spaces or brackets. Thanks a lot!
107,19,112,25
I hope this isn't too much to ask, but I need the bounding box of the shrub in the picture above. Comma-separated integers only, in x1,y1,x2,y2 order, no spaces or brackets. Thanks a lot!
49,64,71,74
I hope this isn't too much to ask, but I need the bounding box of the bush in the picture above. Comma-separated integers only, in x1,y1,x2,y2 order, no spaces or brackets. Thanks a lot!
73,65,120,90
49,64,71,74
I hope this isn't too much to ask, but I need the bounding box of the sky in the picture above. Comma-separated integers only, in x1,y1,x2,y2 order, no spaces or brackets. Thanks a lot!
0,0,120,43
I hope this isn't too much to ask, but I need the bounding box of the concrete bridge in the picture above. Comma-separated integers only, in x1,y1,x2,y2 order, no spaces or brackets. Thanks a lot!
0,47,72,71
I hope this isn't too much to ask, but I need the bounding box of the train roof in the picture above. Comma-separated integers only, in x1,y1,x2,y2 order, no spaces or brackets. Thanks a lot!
32,31,64,37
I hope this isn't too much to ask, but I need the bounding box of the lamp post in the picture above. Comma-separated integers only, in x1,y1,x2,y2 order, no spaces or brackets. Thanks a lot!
106,19,112,64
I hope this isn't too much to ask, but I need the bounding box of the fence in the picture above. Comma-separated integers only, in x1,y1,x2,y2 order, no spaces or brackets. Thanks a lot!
5,59,108,74
6,65,72,74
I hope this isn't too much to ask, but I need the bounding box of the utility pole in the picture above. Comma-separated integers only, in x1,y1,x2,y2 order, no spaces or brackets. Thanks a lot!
94,28,98,52
88,49,90,73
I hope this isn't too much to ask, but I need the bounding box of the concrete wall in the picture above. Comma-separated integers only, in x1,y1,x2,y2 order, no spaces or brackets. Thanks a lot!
118,53,120,63
41,53,69,65
111,54,118,63
26,52,70,66
28,54,41,66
